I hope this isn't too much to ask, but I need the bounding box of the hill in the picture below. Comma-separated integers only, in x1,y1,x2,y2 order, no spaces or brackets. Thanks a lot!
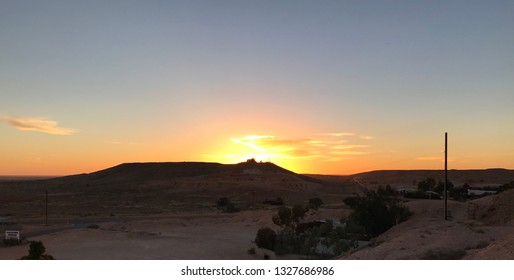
0,161,360,219
312,169,514,190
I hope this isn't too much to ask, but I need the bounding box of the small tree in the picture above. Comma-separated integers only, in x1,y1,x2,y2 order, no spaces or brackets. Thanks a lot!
377,185,395,196
307,198,323,210
275,197,284,205
255,227,276,250
272,207,292,227
291,205,307,224
417,178,437,192
344,190,412,238
434,180,454,194
21,241,54,260
217,197,239,213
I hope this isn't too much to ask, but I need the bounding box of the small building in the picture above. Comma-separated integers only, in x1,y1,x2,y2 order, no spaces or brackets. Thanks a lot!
395,186,416,194
5,230,20,242
467,189,497,197
1,221,22,245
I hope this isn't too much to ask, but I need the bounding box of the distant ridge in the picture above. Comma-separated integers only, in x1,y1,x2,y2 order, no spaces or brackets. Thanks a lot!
0,161,360,215
349,169,514,187
55,161,301,183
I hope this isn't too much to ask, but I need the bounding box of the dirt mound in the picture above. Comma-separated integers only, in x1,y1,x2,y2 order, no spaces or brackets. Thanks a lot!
342,198,514,260
476,189,514,226
464,235,514,259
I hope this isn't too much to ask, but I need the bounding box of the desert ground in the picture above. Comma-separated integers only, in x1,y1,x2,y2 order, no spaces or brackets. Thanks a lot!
342,190,514,259
0,208,347,260
0,162,353,260
1,162,513,260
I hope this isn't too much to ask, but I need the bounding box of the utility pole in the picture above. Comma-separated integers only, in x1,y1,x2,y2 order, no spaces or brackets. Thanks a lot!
45,190,48,226
444,132,448,220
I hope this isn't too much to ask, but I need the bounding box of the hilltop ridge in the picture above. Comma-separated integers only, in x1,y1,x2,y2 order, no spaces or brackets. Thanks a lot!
0,161,359,217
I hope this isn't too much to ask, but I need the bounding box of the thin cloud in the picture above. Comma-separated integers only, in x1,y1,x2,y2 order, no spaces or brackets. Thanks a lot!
331,145,370,150
106,141,143,146
0,115,76,135
330,150,369,155
317,132,355,137
227,132,372,162
416,156,442,161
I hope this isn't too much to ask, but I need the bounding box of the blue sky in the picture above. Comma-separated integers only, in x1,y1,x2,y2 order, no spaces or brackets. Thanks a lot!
1,0,513,175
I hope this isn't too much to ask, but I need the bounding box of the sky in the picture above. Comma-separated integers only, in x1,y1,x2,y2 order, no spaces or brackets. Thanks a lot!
1,0,513,175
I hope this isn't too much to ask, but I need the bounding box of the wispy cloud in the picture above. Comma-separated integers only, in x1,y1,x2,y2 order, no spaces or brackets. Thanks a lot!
106,141,143,146
415,156,442,161
0,115,76,135
222,132,373,162
317,132,355,137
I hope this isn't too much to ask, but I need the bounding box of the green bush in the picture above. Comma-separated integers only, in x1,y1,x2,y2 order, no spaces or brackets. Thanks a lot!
292,205,307,223
216,197,239,213
255,227,277,250
20,241,54,260
307,198,323,210
272,207,292,227
344,190,412,238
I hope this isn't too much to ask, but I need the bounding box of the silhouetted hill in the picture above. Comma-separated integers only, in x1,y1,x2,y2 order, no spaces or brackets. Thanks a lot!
0,162,359,217
349,169,514,188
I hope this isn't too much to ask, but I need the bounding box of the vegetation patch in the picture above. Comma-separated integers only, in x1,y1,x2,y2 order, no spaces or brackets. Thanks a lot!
253,192,407,259
216,197,239,213
21,241,54,260
344,190,412,238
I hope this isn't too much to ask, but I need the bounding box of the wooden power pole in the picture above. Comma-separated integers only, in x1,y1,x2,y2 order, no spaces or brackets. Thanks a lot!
45,190,48,226
444,132,448,220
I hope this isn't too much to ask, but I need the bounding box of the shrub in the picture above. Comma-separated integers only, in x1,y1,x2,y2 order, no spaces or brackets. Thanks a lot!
20,241,54,260
307,198,323,210
291,205,307,223
272,207,292,227
345,190,412,238
417,178,437,192
255,227,277,250
263,197,284,206
377,185,396,196
217,197,239,213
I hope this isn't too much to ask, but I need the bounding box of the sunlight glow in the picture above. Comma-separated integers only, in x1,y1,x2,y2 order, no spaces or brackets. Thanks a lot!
203,133,373,173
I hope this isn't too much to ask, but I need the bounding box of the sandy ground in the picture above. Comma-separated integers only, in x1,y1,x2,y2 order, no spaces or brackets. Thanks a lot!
0,208,346,260
342,194,514,259
0,210,273,260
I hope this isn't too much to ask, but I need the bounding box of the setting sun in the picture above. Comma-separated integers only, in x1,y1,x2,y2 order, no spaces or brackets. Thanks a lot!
201,133,375,174
1,1,513,177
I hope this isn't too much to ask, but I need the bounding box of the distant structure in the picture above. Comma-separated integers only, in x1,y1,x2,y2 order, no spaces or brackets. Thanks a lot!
467,189,497,197
4,230,20,244
1,221,22,245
